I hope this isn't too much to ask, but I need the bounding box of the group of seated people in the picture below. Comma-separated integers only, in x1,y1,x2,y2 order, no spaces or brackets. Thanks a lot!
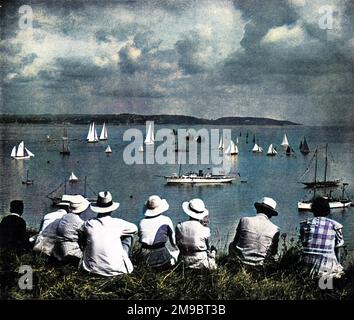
0,193,345,279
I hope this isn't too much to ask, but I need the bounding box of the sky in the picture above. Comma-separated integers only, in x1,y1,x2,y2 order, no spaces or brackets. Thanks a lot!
0,0,353,125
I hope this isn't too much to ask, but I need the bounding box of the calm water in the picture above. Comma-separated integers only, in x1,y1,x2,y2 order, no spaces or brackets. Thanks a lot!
0,124,353,252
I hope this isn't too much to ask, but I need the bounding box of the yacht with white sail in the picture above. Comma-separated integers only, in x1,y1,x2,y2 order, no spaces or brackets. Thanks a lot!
224,140,238,155
86,122,99,143
252,142,263,153
105,145,112,154
11,141,35,159
144,122,154,145
266,144,277,156
218,136,224,150
99,122,108,141
60,127,70,155
281,134,289,147
69,172,79,183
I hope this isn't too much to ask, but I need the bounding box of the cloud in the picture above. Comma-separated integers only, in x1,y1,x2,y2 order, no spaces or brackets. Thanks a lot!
261,24,306,46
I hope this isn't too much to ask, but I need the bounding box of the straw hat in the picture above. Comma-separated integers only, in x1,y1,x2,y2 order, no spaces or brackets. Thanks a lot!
62,194,90,214
182,198,209,220
144,195,169,217
90,191,120,213
254,197,278,216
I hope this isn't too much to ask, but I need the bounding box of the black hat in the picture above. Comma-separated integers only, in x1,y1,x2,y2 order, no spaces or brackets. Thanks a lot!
10,200,24,214
311,197,330,216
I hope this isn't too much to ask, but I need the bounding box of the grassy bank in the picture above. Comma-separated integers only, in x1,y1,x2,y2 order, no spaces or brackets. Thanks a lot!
1,241,353,300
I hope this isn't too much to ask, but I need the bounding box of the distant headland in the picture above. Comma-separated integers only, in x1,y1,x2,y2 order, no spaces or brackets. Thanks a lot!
0,114,299,126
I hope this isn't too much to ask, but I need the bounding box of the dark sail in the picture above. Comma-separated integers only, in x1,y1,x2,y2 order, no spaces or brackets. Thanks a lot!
300,137,310,155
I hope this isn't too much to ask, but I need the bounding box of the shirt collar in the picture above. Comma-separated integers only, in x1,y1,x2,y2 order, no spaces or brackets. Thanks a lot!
256,213,270,220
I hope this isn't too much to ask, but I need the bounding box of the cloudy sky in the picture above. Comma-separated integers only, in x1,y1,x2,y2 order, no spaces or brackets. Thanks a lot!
0,0,352,125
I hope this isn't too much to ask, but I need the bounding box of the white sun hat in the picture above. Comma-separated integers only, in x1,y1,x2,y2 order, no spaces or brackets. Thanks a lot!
90,191,120,213
254,197,278,216
144,195,169,217
182,198,209,220
61,194,90,214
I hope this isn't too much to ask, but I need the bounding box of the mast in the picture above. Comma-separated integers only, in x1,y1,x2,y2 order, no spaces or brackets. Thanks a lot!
64,178,67,194
84,176,87,197
324,143,328,183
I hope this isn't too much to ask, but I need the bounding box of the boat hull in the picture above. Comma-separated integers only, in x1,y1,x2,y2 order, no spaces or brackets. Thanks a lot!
12,156,31,160
302,181,340,188
298,201,352,211
165,177,235,184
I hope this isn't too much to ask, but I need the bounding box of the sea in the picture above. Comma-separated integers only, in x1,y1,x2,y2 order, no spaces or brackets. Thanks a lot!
0,123,353,253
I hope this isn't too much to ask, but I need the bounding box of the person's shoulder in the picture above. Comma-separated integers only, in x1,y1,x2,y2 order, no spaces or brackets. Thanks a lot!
325,217,343,230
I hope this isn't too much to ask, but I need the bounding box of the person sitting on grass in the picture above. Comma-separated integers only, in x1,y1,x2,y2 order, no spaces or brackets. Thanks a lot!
176,198,217,270
0,200,28,251
228,197,280,267
79,191,138,276
299,196,345,279
53,195,90,263
138,195,179,269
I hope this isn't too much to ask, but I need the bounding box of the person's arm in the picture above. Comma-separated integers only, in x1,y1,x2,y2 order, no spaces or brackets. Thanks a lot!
121,220,138,236
270,231,280,257
167,219,178,249
77,223,87,251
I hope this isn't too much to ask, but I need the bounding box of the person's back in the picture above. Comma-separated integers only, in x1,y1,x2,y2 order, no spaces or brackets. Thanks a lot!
0,200,27,251
229,197,280,266
80,215,137,276
299,197,344,277
232,214,279,265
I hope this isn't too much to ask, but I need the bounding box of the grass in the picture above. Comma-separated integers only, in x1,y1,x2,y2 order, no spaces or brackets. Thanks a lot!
0,235,353,300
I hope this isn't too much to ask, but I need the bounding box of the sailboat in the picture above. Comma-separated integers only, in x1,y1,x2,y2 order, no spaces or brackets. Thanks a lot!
225,140,238,155
99,122,108,141
218,136,224,149
86,122,99,143
138,145,144,152
266,144,277,156
281,134,289,147
144,122,154,145
11,141,35,159
60,127,70,155
252,142,263,153
298,183,352,211
105,145,112,154
69,172,78,183
22,170,33,185
301,144,340,188
299,137,310,155
285,145,295,156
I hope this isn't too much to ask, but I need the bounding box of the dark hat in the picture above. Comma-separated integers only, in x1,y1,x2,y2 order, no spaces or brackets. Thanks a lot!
10,200,24,214
254,197,278,216
311,197,330,216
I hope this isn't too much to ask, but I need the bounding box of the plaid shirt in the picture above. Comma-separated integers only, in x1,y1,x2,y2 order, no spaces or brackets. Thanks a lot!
300,217,344,276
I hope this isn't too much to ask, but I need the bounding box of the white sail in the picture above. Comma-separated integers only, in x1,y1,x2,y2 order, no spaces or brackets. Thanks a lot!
11,146,16,157
144,122,154,145
69,172,78,181
225,140,238,155
281,134,289,147
86,123,92,140
25,148,35,157
87,122,99,142
17,141,25,157
105,145,112,153
139,145,144,152
100,122,108,140
218,136,224,149
252,143,263,153
267,144,277,155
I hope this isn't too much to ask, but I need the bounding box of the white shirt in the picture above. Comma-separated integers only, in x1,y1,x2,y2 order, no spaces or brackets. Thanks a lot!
41,209,67,232
139,215,177,247
80,215,138,276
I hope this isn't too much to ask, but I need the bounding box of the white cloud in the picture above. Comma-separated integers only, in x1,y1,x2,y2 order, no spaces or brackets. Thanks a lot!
261,24,306,46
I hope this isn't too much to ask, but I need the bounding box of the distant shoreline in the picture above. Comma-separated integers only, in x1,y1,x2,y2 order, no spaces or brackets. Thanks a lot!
0,113,299,126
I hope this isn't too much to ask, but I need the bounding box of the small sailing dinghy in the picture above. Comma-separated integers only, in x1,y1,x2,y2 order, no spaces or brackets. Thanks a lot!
266,144,277,156
281,134,289,147
69,172,79,183
87,122,99,143
144,122,154,145
99,122,108,141
11,141,34,160
252,143,263,153
138,145,144,152
225,140,238,155
105,145,112,154
299,137,310,155
22,170,33,185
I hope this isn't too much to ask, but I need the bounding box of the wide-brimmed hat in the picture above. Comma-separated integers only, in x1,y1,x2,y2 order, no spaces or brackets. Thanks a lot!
182,198,209,220
62,194,90,214
254,197,278,216
90,191,120,213
144,195,169,217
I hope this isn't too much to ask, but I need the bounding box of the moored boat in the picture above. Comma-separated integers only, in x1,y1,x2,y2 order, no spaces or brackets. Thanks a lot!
11,141,35,160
